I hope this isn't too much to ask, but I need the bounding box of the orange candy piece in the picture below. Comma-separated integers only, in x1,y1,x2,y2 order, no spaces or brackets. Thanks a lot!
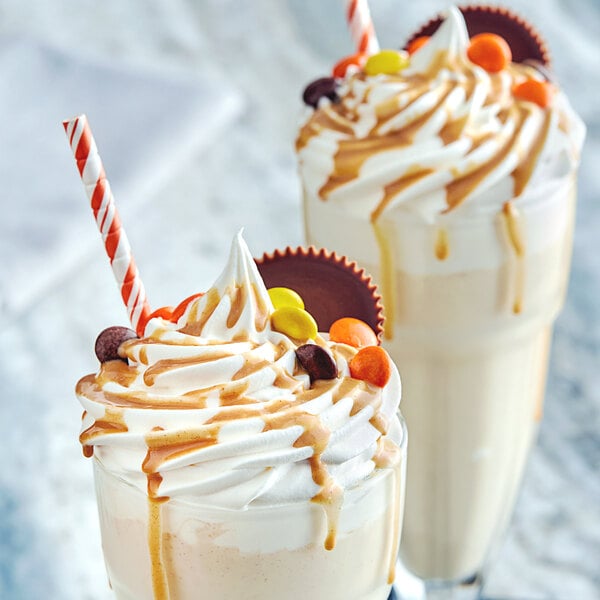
407,36,430,55
513,79,553,108
171,292,204,322
349,346,391,388
333,53,367,79
329,317,378,348
467,33,512,73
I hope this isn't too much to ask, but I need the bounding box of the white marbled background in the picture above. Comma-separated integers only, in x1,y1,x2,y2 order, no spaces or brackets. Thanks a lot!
0,1,598,599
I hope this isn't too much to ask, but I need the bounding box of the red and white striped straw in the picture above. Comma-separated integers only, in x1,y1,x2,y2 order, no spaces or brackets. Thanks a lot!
345,0,380,55
63,115,151,335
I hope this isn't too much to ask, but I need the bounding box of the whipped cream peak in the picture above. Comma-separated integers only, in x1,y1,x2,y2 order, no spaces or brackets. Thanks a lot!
176,230,274,344
405,6,469,76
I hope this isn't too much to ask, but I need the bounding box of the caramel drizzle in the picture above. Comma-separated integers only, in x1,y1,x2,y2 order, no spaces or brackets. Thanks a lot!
434,228,449,260
502,201,526,314
148,498,169,599
319,85,454,201
79,404,128,457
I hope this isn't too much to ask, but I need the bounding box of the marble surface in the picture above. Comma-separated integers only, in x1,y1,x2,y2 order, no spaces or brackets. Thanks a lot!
0,1,598,598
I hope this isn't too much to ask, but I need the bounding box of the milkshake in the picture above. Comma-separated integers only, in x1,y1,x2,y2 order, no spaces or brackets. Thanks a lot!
76,232,406,599
296,6,584,583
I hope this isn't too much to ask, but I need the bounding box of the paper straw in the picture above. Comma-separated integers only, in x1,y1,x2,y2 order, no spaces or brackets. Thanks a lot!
345,0,380,54
63,114,151,335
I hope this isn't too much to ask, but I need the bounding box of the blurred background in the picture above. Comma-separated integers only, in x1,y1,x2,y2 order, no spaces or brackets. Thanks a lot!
0,1,598,598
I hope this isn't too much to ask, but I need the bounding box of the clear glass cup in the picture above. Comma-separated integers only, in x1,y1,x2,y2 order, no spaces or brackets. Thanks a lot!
91,418,407,600
303,172,577,598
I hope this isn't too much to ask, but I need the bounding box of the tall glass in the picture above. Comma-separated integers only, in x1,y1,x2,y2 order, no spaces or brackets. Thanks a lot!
302,168,577,596
91,420,407,600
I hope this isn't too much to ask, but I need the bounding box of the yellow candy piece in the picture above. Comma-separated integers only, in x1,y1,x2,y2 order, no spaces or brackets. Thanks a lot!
271,307,318,341
364,50,410,76
268,287,305,310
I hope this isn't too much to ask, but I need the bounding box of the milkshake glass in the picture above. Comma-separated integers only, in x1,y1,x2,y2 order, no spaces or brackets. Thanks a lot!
76,232,406,600
296,6,585,594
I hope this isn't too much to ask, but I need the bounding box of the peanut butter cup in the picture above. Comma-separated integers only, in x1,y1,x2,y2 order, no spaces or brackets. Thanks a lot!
405,5,551,66
255,246,384,339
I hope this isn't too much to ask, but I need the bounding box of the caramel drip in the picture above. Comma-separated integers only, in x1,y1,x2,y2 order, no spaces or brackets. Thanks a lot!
232,358,269,381
435,228,449,260
95,360,137,388
349,383,382,417
251,283,270,332
331,377,363,403
79,405,128,456
372,436,401,470
445,106,527,211
218,382,252,406
439,114,469,146
179,287,220,336
502,201,526,314
148,499,169,600
512,109,552,197
142,350,233,387
295,108,354,152
310,456,344,551
371,221,395,340
142,437,218,476
371,168,434,222
372,85,429,133
226,285,246,329
265,410,343,549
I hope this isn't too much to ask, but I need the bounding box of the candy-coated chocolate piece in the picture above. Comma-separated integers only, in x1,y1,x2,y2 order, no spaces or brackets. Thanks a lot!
332,53,367,79
171,293,204,323
303,77,340,108
329,317,378,348
364,50,410,76
407,36,430,55
268,287,305,310
296,344,338,382
467,33,512,73
95,326,138,363
271,307,318,341
513,79,553,108
349,346,391,388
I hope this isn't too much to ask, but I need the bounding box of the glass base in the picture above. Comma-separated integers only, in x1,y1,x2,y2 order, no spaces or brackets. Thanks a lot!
393,563,484,600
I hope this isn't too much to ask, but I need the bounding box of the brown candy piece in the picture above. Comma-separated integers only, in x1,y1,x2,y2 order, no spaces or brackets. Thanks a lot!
296,344,338,382
405,5,551,66
255,246,384,340
303,77,340,108
95,326,138,363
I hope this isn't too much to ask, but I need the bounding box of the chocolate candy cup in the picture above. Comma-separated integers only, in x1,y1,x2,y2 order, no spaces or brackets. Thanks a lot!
405,5,551,66
255,246,384,340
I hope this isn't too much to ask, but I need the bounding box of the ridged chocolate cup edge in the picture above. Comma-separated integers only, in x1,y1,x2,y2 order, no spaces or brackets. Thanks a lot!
255,246,385,341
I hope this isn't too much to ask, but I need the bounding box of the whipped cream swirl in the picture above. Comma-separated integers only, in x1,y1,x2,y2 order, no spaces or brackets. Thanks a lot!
77,232,403,511
297,7,585,223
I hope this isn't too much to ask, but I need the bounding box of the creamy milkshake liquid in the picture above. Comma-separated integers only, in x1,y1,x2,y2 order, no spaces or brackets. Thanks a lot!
93,455,405,600
297,7,584,581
